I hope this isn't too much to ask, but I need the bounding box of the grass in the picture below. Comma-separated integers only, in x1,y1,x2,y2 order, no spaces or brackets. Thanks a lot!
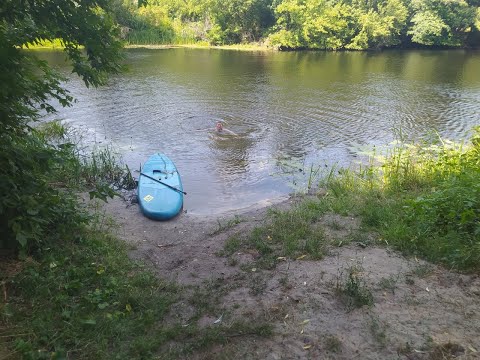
37,121,137,195
5,121,479,356
324,335,342,353
335,262,374,310
377,274,400,294
219,198,330,270
1,231,273,359
209,215,243,236
368,315,388,348
320,128,480,272
23,36,271,52
411,264,435,278
0,121,273,358
2,229,181,359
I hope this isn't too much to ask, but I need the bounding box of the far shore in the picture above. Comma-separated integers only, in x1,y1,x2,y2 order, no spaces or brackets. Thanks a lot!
125,43,273,51
24,42,274,52
27,42,477,53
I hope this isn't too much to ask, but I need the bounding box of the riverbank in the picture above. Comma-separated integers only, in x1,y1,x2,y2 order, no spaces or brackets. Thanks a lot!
2,126,479,359
27,42,480,52
126,43,272,51
103,193,480,359
25,41,272,52
3,192,479,359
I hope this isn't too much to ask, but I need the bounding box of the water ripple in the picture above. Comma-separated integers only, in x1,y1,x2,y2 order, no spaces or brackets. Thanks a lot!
43,49,480,215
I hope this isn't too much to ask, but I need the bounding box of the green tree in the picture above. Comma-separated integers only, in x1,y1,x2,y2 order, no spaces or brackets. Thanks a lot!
302,2,358,49
207,0,275,44
347,0,408,50
0,0,122,252
408,0,478,46
268,0,308,48
269,0,409,49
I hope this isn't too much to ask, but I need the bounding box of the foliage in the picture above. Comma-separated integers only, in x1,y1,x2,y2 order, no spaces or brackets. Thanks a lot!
2,231,179,359
408,0,478,46
110,0,480,48
322,127,480,271
0,0,122,252
2,224,273,358
234,127,480,273
335,262,374,310
206,0,275,44
269,0,440,49
0,130,86,252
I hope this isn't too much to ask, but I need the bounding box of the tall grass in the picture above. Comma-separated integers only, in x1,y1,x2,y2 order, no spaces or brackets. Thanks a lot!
322,127,480,271
38,121,136,193
126,29,174,45
125,20,201,45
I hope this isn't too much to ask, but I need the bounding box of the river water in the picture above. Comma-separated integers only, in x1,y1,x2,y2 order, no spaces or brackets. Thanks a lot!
40,48,480,215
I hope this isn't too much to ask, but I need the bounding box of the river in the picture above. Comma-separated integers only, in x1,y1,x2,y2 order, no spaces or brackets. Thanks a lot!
39,48,480,215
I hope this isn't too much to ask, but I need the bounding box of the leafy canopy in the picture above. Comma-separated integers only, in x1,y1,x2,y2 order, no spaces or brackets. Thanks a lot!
0,0,123,252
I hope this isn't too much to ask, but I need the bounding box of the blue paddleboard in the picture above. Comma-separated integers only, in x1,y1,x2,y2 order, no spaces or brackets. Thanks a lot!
138,154,184,220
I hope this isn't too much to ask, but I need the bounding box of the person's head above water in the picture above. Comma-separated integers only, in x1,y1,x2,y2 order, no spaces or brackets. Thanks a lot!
215,122,223,132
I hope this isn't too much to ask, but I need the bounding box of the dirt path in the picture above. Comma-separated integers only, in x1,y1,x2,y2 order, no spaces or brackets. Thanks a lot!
103,196,480,360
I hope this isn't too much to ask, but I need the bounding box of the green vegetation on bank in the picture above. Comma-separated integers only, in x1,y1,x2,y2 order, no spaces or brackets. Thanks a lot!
0,2,272,357
325,128,480,270
223,128,480,272
2,219,272,359
1,0,123,253
3,225,180,359
0,124,272,358
111,0,480,49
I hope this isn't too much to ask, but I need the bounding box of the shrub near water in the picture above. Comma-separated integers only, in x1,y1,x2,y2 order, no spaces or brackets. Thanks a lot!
0,121,136,253
323,127,480,271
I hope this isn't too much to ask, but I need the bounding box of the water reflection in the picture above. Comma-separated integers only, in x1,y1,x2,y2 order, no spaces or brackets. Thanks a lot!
37,48,480,214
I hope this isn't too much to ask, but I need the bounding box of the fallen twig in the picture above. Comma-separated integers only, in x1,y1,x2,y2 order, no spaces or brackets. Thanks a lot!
156,243,177,248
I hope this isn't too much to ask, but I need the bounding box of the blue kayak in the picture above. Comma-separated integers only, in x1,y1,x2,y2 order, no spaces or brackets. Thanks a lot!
138,153,184,220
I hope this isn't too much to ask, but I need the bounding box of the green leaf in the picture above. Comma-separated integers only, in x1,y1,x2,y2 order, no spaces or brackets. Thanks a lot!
16,233,28,247
98,302,109,310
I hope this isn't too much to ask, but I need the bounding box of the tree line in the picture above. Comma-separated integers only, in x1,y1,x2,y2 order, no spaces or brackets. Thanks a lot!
112,0,480,49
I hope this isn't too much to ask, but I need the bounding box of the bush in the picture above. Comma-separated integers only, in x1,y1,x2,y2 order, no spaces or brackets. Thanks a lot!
0,122,135,254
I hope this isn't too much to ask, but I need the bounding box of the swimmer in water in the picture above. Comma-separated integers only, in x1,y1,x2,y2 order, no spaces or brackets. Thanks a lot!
214,121,237,135
197,121,238,136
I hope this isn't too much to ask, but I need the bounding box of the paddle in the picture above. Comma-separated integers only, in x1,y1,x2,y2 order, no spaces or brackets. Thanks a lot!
140,172,187,195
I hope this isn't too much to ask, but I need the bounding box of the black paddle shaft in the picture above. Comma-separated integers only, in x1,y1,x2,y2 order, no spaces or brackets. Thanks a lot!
140,172,187,195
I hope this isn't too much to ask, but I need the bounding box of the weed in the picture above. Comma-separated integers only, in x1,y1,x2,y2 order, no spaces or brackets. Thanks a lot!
210,216,243,236
3,230,181,359
279,275,291,290
336,262,373,310
346,229,375,247
324,335,342,353
412,264,434,278
167,321,273,358
429,342,465,359
328,219,344,231
368,315,388,348
378,274,400,294
405,276,415,285
397,342,413,356
220,234,243,256
248,274,267,296
227,256,238,266
249,200,328,262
